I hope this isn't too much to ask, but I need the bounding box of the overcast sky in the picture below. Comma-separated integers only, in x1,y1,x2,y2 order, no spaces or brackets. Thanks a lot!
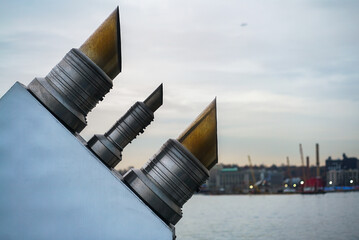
1,0,358,169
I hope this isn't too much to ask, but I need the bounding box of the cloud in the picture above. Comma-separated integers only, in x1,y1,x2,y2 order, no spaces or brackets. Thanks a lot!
0,0,358,168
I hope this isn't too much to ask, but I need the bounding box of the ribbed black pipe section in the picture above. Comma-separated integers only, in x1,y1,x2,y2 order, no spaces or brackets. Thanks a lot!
28,48,112,133
123,139,209,225
88,102,154,168
143,139,208,207
105,102,153,150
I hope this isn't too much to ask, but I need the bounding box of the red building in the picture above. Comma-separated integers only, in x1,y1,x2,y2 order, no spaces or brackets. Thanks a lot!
302,177,325,194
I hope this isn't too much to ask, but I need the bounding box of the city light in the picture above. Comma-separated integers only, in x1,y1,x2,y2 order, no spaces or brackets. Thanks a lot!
284,184,288,188
350,180,353,184
293,184,297,187
249,185,253,189
329,181,333,185
300,181,304,185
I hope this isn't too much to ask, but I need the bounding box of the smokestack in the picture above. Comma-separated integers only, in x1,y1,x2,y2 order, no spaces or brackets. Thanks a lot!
27,7,121,133
286,156,292,185
123,99,218,225
299,143,306,181
316,143,320,177
306,156,310,179
87,84,163,168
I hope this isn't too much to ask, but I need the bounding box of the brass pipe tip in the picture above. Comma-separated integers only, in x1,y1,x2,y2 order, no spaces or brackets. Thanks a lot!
177,98,218,170
80,6,122,79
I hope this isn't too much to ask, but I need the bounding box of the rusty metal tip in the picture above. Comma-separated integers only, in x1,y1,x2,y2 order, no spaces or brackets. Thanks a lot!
177,99,218,170
79,7,121,80
144,84,163,113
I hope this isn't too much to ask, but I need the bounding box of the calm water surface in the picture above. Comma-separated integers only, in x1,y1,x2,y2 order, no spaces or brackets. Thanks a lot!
176,192,359,240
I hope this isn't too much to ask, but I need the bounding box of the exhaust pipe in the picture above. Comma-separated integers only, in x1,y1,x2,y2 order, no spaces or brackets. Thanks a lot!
27,7,121,133
88,84,163,168
123,99,218,225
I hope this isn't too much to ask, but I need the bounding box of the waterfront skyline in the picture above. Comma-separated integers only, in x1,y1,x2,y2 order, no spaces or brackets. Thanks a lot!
0,0,358,168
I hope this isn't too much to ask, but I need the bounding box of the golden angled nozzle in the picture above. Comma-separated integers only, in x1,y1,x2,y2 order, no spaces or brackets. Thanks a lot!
79,7,121,79
177,98,218,170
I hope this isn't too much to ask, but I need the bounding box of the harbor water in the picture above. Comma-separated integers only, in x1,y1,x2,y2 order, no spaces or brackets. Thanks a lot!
176,192,359,240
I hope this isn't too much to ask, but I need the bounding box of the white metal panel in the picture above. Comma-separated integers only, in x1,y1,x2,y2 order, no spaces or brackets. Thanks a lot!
0,82,173,240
